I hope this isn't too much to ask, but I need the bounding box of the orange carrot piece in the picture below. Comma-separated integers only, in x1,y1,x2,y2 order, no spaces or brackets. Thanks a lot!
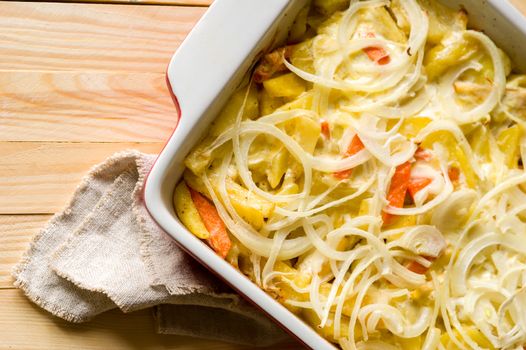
363,33,390,65
188,187,231,258
448,166,460,183
333,169,354,180
333,135,365,179
382,161,412,224
406,260,429,274
364,47,390,65
407,177,432,199
406,257,435,274
321,120,330,139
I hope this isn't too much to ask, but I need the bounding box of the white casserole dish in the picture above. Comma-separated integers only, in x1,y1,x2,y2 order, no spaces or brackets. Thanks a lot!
144,1,526,349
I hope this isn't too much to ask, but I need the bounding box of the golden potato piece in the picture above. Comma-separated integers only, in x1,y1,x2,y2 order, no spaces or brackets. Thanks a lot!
289,38,315,74
183,169,210,199
184,138,214,176
263,73,307,99
259,88,286,116
425,35,478,81
210,84,259,137
267,147,289,189
226,180,275,230
313,0,349,16
283,115,321,154
278,91,314,111
173,181,209,239
497,124,521,168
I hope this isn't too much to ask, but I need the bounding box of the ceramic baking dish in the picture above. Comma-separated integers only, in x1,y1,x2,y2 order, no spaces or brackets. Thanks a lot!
144,1,526,349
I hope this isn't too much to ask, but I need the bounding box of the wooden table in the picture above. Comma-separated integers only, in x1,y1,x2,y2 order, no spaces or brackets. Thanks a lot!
0,0,302,348
0,0,525,349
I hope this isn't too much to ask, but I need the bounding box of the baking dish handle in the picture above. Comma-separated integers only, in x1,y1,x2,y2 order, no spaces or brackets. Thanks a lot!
165,0,295,135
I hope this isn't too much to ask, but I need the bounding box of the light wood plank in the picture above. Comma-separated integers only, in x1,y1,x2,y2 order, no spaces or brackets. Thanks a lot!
29,0,212,4
0,2,205,73
511,0,526,16
0,214,298,348
0,71,177,142
0,142,164,214
0,289,300,350
0,215,50,289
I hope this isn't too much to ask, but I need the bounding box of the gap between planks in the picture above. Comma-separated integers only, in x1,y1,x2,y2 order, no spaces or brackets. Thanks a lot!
0,2,206,73
0,71,178,142
0,141,165,214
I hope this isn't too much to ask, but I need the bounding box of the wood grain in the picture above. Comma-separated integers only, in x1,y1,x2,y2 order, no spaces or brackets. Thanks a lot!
0,215,50,289
511,0,526,16
31,0,212,4
0,2,205,73
0,142,164,214
0,289,300,350
0,71,177,142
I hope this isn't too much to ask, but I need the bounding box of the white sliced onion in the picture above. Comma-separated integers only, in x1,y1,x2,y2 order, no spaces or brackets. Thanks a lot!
438,30,507,125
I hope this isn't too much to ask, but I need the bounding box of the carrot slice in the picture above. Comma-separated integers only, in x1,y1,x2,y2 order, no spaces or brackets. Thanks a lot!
448,166,460,183
382,161,412,225
188,187,231,258
321,120,330,139
363,47,390,65
363,33,390,65
407,177,432,199
406,257,435,274
333,135,365,179
406,260,429,274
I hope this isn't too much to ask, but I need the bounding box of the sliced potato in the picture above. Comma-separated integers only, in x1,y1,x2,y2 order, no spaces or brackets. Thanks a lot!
184,138,214,177
396,336,422,350
173,181,209,239
288,2,310,43
497,124,521,168
398,117,432,139
184,167,274,230
391,0,467,44
278,90,314,111
419,0,468,44
289,38,315,74
313,0,349,16
210,84,259,137
440,327,495,350
421,130,477,188
358,7,407,44
263,73,308,99
226,180,275,230
183,169,210,199
425,35,478,81
184,84,257,176
284,115,321,154
267,147,289,189
259,88,286,116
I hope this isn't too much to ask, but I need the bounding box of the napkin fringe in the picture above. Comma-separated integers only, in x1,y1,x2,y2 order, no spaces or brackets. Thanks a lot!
10,149,287,345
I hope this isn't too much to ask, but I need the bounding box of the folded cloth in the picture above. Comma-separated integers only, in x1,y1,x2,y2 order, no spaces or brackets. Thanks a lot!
12,150,288,346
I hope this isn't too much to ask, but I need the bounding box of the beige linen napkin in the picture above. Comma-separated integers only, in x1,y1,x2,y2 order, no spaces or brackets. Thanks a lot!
12,150,287,346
